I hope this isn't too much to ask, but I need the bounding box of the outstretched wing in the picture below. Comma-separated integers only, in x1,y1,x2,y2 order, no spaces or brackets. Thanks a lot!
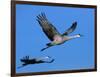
62,22,77,35
37,13,60,41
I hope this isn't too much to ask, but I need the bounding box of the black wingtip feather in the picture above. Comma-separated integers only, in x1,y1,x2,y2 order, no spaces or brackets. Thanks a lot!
73,21,77,26
71,21,77,29
41,12,46,18
37,13,46,20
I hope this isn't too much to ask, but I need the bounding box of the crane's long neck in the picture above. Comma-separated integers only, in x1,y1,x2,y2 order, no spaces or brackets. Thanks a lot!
68,34,81,39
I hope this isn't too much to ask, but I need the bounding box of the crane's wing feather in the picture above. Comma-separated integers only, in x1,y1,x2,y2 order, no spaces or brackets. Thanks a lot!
62,22,77,35
37,13,60,41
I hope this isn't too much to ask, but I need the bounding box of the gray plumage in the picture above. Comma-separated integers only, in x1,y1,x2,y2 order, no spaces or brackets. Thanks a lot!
62,22,77,35
37,13,60,41
37,13,81,51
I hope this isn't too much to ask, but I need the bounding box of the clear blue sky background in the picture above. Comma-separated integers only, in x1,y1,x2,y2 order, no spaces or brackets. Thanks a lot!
16,4,95,73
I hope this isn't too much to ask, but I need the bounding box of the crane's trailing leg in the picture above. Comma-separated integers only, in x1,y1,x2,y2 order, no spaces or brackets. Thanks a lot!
41,46,52,51
41,42,54,51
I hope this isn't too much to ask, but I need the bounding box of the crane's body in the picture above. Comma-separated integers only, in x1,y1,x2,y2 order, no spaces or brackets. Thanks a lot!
37,13,81,51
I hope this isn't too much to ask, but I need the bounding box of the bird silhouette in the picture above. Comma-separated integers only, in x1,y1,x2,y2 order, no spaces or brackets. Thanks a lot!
37,13,82,51
18,56,54,68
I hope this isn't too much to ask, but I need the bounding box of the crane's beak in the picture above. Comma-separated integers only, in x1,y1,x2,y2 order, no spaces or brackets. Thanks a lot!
79,34,84,37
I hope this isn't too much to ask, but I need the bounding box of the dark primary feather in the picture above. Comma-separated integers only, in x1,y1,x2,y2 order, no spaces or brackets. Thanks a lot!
62,22,77,35
37,13,60,41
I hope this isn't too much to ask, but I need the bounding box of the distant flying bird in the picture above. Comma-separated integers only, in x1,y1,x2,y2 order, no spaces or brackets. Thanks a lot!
18,56,54,68
37,13,82,51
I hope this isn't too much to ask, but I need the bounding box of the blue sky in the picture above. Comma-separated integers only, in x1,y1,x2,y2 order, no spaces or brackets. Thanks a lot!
16,4,95,73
